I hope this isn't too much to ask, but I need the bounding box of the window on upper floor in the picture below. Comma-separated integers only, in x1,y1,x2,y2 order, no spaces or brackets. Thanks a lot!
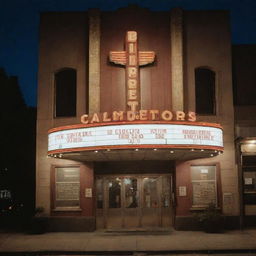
55,68,76,117
195,68,216,115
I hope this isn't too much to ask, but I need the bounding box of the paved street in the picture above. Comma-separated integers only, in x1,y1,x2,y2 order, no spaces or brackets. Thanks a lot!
1,253,256,256
26,254,256,256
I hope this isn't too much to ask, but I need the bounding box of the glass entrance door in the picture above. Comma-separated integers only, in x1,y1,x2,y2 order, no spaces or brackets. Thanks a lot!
123,177,140,228
96,174,173,229
141,177,160,227
107,177,122,228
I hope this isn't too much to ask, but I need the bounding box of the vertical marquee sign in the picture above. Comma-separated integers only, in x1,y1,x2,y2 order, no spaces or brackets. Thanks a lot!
109,31,155,111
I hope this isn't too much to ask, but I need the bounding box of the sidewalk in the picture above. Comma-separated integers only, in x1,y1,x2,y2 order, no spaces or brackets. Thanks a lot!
0,229,256,253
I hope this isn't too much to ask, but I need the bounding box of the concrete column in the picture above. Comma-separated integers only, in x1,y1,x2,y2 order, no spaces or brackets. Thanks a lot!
88,9,101,114
171,8,184,111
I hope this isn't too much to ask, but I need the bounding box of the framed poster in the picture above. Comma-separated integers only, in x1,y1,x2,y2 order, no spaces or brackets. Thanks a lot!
191,166,217,207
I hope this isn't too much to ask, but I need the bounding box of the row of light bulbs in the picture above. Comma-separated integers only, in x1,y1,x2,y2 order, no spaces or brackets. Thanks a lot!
48,149,223,158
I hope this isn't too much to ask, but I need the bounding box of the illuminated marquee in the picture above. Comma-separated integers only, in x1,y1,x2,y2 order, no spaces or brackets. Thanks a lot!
48,122,223,153
48,31,224,156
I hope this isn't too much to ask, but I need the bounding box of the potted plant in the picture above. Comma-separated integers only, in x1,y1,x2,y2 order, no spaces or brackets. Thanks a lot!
195,203,224,233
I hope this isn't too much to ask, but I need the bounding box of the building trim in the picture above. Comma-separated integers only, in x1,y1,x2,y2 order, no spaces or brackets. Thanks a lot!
48,120,223,133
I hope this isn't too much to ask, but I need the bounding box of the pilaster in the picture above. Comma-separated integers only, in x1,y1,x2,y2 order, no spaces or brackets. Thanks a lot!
88,9,101,114
171,8,184,111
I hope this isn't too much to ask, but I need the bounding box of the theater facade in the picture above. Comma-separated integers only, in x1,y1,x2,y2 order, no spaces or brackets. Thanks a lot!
36,6,239,231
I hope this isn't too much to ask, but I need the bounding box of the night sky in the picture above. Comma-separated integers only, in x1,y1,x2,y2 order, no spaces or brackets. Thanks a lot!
1,0,256,107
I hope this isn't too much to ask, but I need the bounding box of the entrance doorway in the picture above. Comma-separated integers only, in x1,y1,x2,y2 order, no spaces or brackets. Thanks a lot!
96,174,173,229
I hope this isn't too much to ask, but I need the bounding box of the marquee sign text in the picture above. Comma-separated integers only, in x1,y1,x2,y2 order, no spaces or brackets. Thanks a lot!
48,123,223,153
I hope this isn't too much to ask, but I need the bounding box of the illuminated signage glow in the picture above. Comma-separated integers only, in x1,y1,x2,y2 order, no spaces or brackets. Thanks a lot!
48,31,224,158
109,31,155,110
48,123,223,153
81,30,196,125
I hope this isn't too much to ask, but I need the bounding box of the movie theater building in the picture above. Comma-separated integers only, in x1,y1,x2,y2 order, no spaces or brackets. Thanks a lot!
36,6,239,231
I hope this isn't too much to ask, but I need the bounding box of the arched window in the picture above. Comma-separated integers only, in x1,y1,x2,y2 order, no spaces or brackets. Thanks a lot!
195,68,216,115
55,68,77,117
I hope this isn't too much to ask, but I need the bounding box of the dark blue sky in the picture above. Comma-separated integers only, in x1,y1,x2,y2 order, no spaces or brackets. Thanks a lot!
1,0,256,107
